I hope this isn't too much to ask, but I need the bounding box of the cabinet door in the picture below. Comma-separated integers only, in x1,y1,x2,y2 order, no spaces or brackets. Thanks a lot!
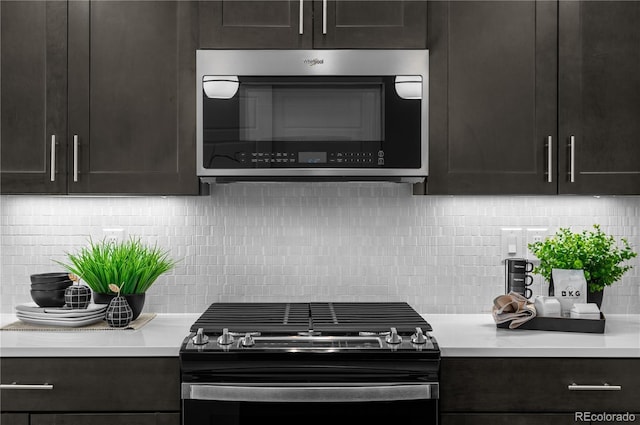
558,1,640,195
68,1,199,195
31,414,180,425
0,1,67,194
199,1,313,48
313,0,427,48
426,1,557,194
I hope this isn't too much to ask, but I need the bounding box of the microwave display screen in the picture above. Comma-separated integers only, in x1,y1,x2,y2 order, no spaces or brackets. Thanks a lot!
201,76,421,170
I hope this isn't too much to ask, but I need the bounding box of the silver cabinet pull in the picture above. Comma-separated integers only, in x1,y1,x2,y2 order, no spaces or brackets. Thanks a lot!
1,383,54,390
73,134,79,182
568,383,621,391
547,135,553,183
322,0,327,34
569,135,575,183
299,0,304,35
50,135,56,182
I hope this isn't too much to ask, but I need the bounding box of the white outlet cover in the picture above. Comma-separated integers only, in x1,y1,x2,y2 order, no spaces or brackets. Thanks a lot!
526,228,549,261
103,228,125,242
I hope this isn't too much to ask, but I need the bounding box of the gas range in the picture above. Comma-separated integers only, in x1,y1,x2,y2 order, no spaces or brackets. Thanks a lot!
180,302,439,355
180,302,440,425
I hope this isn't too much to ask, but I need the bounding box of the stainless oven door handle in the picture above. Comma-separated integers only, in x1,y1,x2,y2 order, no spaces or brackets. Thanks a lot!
183,382,439,402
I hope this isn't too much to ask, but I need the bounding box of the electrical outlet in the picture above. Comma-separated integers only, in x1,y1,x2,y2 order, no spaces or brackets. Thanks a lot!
526,228,549,261
103,228,125,243
501,228,523,260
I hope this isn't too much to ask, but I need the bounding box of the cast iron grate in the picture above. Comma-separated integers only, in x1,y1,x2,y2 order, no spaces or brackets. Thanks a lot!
189,302,310,334
310,302,432,334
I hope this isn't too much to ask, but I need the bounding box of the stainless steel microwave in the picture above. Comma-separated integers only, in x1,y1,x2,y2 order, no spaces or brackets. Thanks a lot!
196,50,428,183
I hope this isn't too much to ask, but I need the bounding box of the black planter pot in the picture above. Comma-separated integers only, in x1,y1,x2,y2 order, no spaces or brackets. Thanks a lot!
587,289,604,309
93,292,146,320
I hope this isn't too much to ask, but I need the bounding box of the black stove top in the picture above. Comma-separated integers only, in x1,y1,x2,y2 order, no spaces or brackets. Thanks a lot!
189,302,432,336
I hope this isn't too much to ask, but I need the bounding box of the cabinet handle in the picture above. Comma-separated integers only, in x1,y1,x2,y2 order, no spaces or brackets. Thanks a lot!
547,135,553,183
73,134,79,182
322,0,327,34
568,383,621,391
299,0,304,35
1,383,54,390
569,135,575,183
50,135,56,182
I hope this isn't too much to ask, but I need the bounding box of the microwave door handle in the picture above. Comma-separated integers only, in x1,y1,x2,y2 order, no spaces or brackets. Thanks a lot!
183,383,439,402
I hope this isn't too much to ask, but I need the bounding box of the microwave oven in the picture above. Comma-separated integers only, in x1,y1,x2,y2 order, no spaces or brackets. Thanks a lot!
196,50,428,183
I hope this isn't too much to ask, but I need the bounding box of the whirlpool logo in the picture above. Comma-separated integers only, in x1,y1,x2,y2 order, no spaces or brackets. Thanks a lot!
304,58,324,66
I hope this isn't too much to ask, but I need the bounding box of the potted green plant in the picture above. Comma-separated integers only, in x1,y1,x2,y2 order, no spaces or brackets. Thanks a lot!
528,224,637,306
57,237,177,319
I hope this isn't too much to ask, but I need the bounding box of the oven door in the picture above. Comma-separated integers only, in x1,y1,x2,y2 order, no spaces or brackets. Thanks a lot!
182,382,438,425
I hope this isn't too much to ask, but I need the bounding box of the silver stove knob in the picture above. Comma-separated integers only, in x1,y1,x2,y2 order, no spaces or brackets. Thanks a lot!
241,333,255,347
217,328,235,345
192,328,209,346
411,327,427,344
385,327,402,344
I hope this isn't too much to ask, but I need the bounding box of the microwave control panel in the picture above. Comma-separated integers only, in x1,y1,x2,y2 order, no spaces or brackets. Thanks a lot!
238,151,384,167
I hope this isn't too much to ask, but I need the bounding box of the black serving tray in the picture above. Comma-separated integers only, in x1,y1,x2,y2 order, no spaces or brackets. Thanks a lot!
496,313,606,333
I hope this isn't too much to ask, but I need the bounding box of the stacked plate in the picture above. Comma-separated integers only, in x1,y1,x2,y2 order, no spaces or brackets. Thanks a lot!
15,303,107,327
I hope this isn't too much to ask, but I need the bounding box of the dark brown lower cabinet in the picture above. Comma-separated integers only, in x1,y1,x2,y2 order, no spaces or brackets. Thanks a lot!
0,357,180,425
0,414,29,425
31,414,180,425
441,413,576,425
440,357,640,424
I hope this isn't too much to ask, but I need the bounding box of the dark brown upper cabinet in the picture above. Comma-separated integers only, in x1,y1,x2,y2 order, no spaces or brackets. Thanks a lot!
558,1,640,195
198,0,427,49
0,1,68,194
67,1,198,195
426,1,558,195
426,0,640,195
1,1,199,195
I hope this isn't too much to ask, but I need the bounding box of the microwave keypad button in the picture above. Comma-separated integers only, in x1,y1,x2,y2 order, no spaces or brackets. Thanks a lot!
378,158,384,165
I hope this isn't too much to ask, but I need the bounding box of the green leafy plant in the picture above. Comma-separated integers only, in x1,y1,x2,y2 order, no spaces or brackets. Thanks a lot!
528,225,637,293
56,237,177,295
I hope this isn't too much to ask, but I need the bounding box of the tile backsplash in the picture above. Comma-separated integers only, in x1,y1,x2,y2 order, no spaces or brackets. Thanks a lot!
1,185,639,315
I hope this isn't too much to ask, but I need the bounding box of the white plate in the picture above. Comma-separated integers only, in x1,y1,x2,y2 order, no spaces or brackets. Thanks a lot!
16,310,106,322
15,303,107,317
16,314,105,328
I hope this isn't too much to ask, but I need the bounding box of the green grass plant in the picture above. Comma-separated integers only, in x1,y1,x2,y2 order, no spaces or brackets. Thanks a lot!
57,237,177,295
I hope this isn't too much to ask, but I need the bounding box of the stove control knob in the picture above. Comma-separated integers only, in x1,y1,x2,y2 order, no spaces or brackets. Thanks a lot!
385,327,402,344
411,327,427,345
192,328,209,346
217,328,235,346
241,333,255,347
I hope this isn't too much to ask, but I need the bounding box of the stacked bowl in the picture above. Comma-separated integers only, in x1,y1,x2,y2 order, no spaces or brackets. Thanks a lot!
30,273,72,307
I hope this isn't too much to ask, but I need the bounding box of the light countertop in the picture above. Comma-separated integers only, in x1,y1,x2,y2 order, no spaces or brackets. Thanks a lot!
1,313,639,358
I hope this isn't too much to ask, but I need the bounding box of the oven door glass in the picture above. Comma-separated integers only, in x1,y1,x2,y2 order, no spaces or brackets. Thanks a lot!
184,399,437,425
201,76,422,170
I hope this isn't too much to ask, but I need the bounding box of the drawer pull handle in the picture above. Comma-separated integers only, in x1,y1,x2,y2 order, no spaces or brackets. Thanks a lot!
0,382,54,390
568,383,621,391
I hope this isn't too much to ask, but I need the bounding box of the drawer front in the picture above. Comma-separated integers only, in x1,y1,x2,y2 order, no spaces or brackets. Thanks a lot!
441,358,640,412
1,357,179,412
31,413,180,425
441,413,578,425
